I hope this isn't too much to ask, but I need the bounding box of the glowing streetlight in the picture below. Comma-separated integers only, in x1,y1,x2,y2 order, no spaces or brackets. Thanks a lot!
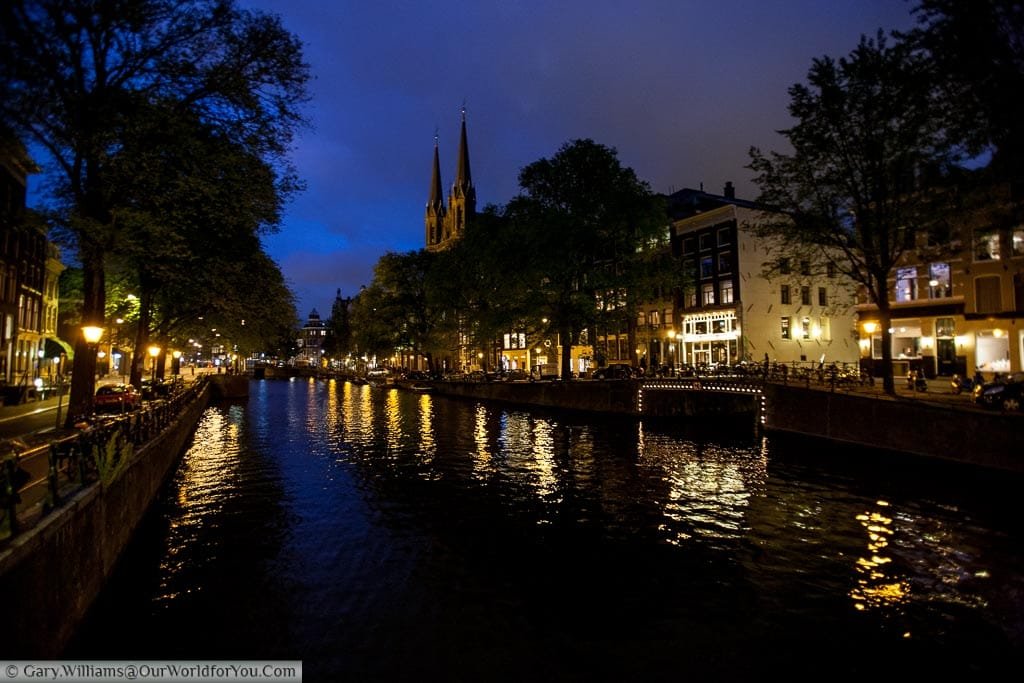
148,345,161,381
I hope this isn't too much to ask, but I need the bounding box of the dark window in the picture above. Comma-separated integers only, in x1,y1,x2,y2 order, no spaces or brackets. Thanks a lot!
700,256,713,278
818,287,827,306
975,276,1002,313
801,286,811,305
800,260,810,276
780,285,791,305
717,227,731,246
779,258,791,274
682,237,696,255
718,251,732,273
699,233,713,251
827,262,836,278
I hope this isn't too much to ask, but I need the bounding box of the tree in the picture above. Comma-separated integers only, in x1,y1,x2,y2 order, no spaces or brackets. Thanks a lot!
748,32,958,394
907,0,1024,180
0,0,309,423
504,139,663,379
350,251,443,371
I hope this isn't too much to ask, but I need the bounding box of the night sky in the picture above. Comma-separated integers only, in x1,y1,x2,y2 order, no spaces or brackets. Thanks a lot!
32,0,919,323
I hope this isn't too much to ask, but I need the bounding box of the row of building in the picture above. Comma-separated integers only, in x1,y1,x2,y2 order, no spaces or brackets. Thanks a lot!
416,114,1022,380
0,133,67,404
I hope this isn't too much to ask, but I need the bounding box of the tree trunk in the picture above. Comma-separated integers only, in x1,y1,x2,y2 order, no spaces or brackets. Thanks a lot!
64,253,104,428
878,305,895,395
130,287,154,387
560,323,573,380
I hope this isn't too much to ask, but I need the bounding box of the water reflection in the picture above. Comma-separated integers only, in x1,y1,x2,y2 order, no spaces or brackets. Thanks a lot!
69,378,1024,678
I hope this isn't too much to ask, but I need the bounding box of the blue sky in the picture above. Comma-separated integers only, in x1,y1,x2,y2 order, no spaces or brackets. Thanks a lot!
30,0,919,322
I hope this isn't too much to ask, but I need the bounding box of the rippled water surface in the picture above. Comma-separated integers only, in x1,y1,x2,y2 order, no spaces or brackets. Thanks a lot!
69,379,1024,680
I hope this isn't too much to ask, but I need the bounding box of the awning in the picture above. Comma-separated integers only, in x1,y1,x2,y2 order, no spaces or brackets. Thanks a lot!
44,337,74,360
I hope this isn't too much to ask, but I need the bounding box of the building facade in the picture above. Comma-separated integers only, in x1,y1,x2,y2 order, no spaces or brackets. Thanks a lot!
856,184,1024,379
296,308,327,367
670,184,860,369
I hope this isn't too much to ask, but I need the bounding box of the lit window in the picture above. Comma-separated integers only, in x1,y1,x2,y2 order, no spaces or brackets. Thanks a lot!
780,317,791,340
702,283,715,305
928,262,951,298
974,228,999,261
896,267,918,302
719,281,733,304
1013,226,1024,257
801,316,811,340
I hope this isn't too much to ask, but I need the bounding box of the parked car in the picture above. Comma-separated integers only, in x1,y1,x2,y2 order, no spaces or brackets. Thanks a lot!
140,378,173,400
592,363,634,380
972,372,1024,411
94,384,142,413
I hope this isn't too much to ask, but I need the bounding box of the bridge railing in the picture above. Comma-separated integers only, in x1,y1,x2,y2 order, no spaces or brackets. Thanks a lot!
0,377,208,543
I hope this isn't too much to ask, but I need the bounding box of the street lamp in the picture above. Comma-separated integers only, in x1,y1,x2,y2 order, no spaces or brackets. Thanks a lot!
148,345,161,382
667,330,677,375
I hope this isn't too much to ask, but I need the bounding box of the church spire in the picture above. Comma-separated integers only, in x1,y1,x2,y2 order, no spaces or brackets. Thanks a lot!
425,131,445,248
453,105,473,197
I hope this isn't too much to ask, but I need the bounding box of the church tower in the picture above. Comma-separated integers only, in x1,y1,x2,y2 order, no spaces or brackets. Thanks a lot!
426,107,475,252
425,134,445,249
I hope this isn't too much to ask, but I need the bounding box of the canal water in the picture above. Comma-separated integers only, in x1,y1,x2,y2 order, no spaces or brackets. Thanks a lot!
68,378,1024,680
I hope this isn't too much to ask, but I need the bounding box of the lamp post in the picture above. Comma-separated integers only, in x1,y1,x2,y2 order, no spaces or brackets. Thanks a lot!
148,345,161,382
81,325,104,418
668,330,677,376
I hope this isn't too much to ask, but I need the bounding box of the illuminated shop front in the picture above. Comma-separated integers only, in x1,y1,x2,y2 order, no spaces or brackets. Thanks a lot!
681,311,739,366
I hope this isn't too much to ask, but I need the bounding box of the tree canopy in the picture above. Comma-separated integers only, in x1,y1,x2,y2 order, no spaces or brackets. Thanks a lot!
0,0,309,420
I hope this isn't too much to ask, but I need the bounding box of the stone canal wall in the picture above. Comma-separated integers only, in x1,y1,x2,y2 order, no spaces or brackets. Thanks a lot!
762,384,1023,473
0,384,211,658
427,380,1021,472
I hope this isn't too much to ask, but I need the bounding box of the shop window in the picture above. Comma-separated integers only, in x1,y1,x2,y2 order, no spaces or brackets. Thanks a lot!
702,283,715,305
976,330,1011,373
719,281,733,304
892,325,922,358
801,286,811,305
928,262,951,298
896,267,918,302
780,285,791,305
974,228,999,261
700,256,713,278
780,317,791,340
818,287,827,306
975,276,1002,313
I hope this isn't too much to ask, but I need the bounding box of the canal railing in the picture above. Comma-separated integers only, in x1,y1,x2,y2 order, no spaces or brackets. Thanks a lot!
0,377,209,543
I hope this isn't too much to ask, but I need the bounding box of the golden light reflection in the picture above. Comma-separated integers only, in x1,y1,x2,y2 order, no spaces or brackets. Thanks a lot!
384,389,402,452
527,420,558,497
417,394,435,461
850,501,910,611
637,430,767,547
472,405,491,477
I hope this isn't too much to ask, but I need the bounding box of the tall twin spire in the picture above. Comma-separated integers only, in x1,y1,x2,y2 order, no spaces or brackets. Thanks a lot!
425,106,475,252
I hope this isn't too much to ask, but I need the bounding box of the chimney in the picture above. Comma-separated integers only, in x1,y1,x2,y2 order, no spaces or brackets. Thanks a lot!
724,181,735,199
